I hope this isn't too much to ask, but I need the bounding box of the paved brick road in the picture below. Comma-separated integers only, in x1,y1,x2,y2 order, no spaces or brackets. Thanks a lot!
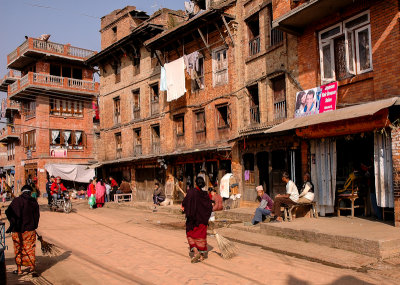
3,200,398,284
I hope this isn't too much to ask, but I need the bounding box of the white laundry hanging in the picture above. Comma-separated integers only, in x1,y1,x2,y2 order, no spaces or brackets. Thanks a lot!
164,57,186,102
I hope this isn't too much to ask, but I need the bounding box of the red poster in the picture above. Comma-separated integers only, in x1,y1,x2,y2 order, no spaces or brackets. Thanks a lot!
318,82,338,113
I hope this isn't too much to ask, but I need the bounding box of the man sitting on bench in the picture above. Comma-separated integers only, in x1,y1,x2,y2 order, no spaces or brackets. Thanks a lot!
271,172,299,222
298,173,314,204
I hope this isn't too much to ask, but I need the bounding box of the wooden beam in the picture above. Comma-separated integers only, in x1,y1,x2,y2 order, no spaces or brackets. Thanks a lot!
222,15,235,46
191,33,206,57
197,28,212,55
214,22,228,48
173,42,181,57
153,49,164,67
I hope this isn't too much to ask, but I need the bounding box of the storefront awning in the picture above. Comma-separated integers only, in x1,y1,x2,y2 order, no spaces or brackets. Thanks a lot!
45,164,95,183
265,97,400,135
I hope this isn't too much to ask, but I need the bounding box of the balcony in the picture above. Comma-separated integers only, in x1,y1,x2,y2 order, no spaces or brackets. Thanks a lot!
0,70,20,92
8,72,99,99
274,100,287,121
0,125,20,143
250,105,260,124
5,99,21,117
272,0,355,35
151,100,159,116
249,36,261,56
7,38,97,70
134,145,142,156
152,142,161,154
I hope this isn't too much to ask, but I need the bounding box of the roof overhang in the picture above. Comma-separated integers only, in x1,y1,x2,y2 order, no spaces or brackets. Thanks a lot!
145,10,235,49
264,97,400,135
86,23,165,66
272,0,355,35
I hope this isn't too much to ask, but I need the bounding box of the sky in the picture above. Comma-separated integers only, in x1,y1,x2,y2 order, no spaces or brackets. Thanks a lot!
0,0,185,114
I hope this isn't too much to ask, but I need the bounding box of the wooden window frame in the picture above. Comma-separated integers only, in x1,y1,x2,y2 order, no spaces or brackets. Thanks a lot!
212,47,229,87
113,97,121,125
23,130,36,151
216,104,231,129
49,129,86,150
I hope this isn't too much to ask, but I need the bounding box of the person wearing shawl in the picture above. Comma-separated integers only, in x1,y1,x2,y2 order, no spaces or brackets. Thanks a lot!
182,176,212,263
95,179,106,208
5,184,40,277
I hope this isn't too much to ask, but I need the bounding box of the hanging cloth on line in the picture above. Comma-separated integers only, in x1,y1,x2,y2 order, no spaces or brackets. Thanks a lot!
374,132,394,208
164,57,186,102
183,51,199,79
160,66,167,91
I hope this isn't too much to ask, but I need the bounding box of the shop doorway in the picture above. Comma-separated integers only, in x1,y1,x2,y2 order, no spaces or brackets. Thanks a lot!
256,152,269,195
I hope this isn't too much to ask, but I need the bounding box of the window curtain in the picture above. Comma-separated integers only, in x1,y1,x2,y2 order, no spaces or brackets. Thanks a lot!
75,131,82,145
374,132,394,208
310,139,337,216
63,131,71,147
51,130,59,144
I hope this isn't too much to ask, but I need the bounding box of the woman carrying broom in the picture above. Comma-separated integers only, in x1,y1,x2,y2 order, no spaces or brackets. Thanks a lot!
182,176,212,263
5,184,40,277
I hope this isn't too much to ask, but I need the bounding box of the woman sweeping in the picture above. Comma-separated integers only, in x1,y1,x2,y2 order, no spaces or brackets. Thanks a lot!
182,176,212,263
5,184,40,277
95,179,106,208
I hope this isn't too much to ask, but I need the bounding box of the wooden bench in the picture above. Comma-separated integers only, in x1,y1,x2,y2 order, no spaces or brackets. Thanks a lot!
284,201,318,222
114,193,133,203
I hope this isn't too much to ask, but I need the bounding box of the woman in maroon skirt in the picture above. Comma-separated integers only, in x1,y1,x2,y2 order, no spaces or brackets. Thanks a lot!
182,176,212,263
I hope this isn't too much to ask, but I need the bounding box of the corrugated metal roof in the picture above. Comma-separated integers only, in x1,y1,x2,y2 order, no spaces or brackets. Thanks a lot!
265,97,400,134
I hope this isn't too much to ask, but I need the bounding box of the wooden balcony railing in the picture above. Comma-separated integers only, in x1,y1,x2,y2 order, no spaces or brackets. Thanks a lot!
274,100,287,121
133,108,140,120
271,28,284,47
134,145,142,156
8,72,99,96
152,142,161,154
7,38,96,65
151,101,159,115
250,105,260,124
249,36,261,56
176,134,185,148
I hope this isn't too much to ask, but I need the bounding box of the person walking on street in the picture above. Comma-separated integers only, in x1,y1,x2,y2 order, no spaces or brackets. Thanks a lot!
46,176,54,206
271,172,299,222
182,176,212,263
5,184,40,277
95,179,106,208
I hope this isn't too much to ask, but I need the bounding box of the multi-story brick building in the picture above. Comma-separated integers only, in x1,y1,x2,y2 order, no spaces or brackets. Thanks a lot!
230,0,300,207
0,37,99,193
270,0,400,225
88,2,241,202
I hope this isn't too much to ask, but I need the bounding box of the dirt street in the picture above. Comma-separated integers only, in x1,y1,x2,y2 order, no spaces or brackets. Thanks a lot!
3,199,398,285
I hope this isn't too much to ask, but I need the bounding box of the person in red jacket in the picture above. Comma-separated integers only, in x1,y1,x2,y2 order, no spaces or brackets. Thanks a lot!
50,176,67,202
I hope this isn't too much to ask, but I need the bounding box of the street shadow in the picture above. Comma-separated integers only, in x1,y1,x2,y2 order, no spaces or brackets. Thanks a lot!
5,250,71,283
286,275,374,285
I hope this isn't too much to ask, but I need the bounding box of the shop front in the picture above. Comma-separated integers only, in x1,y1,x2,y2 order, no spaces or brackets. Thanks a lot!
266,97,400,224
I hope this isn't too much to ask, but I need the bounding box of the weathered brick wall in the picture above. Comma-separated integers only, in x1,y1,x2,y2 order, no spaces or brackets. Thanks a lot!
297,0,400,105
392,127,400,227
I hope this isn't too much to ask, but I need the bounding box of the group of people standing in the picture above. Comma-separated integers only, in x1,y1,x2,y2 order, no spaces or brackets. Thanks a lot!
87,176,132,209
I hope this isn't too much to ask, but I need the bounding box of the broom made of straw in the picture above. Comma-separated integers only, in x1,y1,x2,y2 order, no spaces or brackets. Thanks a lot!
36,232,61,256
211,223,238,259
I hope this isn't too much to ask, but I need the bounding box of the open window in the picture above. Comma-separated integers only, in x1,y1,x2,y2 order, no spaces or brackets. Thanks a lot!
133,128,142,156
212,47,228,87
247,14,260,56
23,130,36,151
319,11,372,84
272,75,287,120
151,124,161,154
23,100,36,119
113,97,121,124
216,104,230,129
192,56,205,91
50,130,85,150
247,84,260,124
132,89,140,120
150,83,160,115
115,132,122,159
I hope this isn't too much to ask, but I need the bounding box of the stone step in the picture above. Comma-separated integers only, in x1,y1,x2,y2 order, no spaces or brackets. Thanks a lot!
217,224,377,270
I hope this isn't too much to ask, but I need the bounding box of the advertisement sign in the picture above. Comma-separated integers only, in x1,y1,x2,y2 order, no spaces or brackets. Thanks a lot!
294,82,337,118
50,148,67,158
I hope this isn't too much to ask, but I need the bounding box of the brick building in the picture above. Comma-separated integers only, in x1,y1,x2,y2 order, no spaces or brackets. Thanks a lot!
270,0,400,225
0,37,99,193
230,0,300,207
87,2,241,202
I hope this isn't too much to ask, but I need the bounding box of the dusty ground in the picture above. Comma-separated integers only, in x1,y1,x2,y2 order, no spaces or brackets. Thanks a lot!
2,198,399,285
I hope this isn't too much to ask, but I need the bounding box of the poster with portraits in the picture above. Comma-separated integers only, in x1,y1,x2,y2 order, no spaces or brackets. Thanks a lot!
294,82,337,118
